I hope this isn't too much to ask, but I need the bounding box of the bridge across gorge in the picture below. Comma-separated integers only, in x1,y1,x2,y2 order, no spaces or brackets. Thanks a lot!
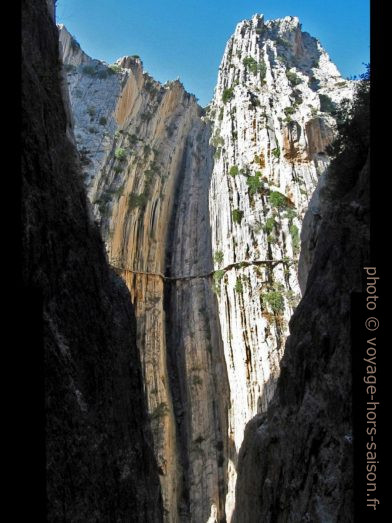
109,258,298,282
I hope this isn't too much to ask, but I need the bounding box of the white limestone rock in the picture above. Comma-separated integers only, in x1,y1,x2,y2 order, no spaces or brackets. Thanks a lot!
207,14,354,519
59,13,355,522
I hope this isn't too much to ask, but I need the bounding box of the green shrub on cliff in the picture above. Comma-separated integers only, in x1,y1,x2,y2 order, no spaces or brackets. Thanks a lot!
150,402,169,420
243,56,267,81
284,106,295,117
115,148,127,161
272,146,280,159
108,64,122,74
263,217,276,233
243,56,258,74
213,270,225,294
319,94,336,114
258,60,267,82
263,291,284,313
214,251,224,265
213,270,225,283
289,224,300,252
211,134,224,148
246,172,263,195
269,191,288,209
324,64,370,197
229,165,239,176
286,70,302,87
235,278,244,294
128,192,148,209
276,37,291,49
82,65,97,76
222,87,234,104
232,209,244,224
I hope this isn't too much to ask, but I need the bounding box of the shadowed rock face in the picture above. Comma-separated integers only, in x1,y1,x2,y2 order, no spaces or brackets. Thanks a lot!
58,24,231,520
22,1,162,520
232,108,369,521
57,12,358,521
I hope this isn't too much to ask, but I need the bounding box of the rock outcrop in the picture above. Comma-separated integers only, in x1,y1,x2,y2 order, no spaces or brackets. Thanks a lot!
59,26,230,521
58,23,91,66
232,77,369,521
22,1,162,520
207,15,353,517
57,12,358,522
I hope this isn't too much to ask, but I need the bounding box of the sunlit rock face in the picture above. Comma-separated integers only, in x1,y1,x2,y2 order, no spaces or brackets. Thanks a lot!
59,25,229,522
59,24,91,66
207,14,353,518
232,120,369,523
59,14,353,521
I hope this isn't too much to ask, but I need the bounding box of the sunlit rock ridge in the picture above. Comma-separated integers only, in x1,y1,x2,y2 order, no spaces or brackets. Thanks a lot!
206,14,353,517
59,13,354,522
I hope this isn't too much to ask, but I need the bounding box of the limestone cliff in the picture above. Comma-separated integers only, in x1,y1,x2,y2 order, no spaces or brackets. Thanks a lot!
22,1,162,520
207,15,353,517
58,13,356,522
59,25,229,521
232,72,369,522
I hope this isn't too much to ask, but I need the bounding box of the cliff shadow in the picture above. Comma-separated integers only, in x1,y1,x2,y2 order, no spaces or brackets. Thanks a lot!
163,119,231,521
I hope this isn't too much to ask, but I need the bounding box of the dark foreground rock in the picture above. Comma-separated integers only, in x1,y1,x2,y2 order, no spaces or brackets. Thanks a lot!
21,1,163,520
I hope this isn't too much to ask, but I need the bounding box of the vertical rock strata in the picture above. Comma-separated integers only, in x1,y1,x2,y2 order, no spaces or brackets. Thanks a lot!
59,13,356,522
59,26,229,521
163,119,230,521
207,15,353,517
232,103,369,522
22,1,162,520
100,80,230,522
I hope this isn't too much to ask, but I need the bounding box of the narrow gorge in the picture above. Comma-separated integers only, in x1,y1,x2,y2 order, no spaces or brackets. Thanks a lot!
58,14,355,521
25,1,369,521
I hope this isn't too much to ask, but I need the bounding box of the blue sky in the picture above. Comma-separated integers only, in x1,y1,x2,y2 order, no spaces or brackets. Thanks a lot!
56,0,369,106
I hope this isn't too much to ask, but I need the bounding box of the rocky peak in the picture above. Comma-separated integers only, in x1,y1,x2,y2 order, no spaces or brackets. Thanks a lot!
116,54,143,72
207,13,354,519
57,13,359,523
58,24,92,66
